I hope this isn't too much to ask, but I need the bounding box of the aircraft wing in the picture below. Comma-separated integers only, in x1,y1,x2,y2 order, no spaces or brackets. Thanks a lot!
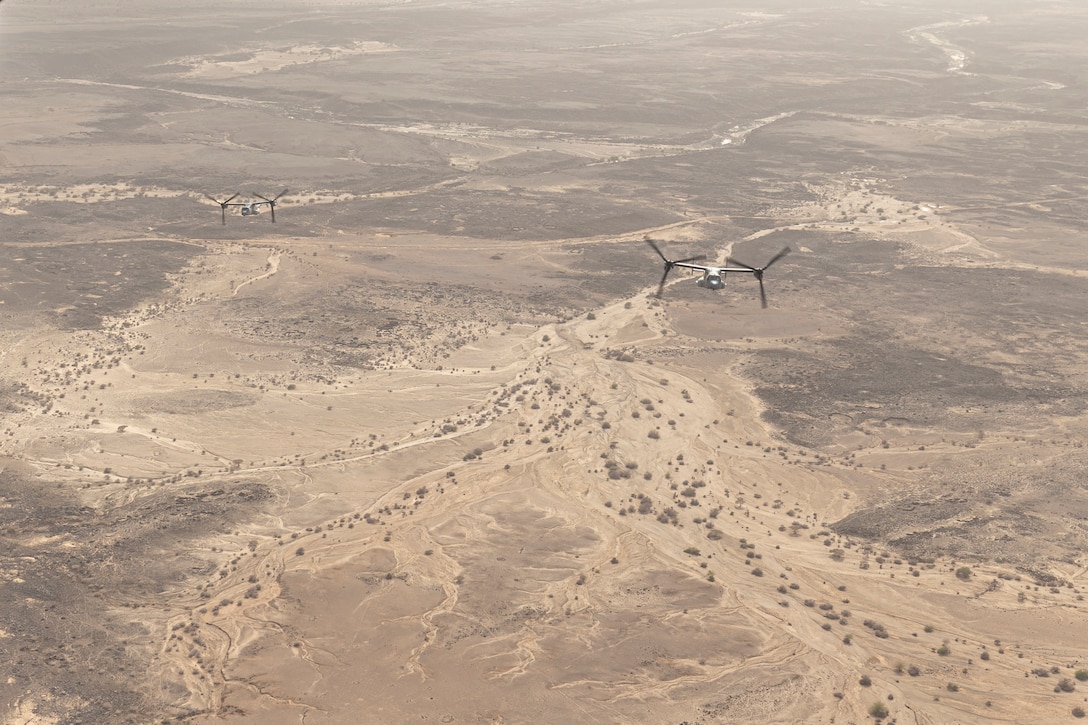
672,261,713,273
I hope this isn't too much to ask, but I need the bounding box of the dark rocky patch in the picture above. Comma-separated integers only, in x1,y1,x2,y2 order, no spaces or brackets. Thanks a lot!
0,462,272,723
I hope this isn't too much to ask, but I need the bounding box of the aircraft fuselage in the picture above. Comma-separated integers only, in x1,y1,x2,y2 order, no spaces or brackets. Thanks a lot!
696,272,726,290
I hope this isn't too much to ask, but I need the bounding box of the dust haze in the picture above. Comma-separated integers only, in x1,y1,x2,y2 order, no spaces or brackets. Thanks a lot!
2,1,1088,723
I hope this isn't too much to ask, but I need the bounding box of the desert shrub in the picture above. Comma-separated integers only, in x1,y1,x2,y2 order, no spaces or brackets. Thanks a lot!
907,665,920,677
955,566,972,580
1073,706,1085,718
868,701,889,719
1076,670,1088,682
1058,678,1076,693
859,675,872,687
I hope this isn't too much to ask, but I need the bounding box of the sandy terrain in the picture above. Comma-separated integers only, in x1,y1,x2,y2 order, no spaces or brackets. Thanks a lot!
3,1,1088,723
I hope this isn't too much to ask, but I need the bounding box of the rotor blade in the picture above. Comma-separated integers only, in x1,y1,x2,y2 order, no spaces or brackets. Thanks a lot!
645,237,668,263
674,255,707,265
273,188,289,202
270,204,276,223
725,256,757,272
203,194,221,205
761,247,791,270
223,193,239,205
221,206,226,225
759,277,768,308
253,192,272,203
656,267,671,298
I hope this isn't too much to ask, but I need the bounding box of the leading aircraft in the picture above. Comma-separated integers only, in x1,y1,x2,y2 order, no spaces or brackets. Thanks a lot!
646,237,790,308
205,189,288,224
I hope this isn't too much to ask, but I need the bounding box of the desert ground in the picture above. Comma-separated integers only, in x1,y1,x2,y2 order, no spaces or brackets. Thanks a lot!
2,1,1088,723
